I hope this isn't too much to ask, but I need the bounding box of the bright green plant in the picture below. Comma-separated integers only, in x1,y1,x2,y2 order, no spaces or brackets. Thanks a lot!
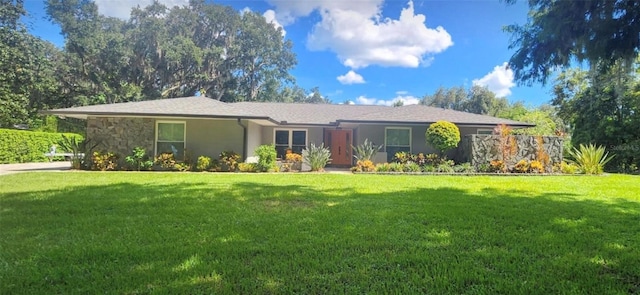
59,134,99,170
352,139,382,162
196,156,211,172
125,147,153,171
0,129,84,163
255,145,277,172
302,143,331,172
567,144,614,174
219,150,241,172
425,121,460,156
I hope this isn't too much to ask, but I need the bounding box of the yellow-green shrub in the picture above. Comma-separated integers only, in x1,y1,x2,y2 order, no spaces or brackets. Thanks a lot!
0,129,83,163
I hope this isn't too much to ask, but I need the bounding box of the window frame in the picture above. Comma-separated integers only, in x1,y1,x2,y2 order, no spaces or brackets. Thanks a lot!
477,129,493,135
155,120,186,157
385,127,412,151
274,128,308,157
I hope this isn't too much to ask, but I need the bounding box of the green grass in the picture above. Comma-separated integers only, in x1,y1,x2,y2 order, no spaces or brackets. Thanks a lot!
1,173,639,294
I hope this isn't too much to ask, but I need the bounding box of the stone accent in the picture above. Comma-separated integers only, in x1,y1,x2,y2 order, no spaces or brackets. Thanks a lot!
86,117,155,163
463,135,563,172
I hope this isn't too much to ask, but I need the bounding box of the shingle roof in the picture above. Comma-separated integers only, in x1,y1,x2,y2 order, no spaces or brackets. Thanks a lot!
44,96,534,127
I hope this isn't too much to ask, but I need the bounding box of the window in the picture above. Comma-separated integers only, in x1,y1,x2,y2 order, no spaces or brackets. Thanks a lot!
274,129,307,158
385,127,411,162
156,121,185,157
477,129,493,135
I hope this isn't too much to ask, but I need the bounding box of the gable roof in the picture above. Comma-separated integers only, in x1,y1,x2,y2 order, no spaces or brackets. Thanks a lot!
43,96,534,127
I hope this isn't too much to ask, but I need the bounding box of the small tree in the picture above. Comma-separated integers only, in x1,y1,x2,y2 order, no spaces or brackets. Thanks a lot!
426,121,460,156
255,144,277,172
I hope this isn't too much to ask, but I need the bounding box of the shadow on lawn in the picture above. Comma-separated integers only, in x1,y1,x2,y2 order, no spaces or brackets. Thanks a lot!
1,179,639,294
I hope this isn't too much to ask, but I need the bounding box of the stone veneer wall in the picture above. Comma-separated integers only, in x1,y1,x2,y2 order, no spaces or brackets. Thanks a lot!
86,117,155,163
463,135,563,172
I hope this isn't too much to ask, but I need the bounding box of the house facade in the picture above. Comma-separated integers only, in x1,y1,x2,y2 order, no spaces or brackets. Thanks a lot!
45,96,535,166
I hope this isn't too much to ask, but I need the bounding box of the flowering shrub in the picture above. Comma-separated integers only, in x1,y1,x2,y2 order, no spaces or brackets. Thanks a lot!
529,160,544,173
513,159,530,173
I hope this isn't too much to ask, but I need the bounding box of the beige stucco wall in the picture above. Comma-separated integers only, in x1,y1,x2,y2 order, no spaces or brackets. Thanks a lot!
185,118,244,160
246,120,262,158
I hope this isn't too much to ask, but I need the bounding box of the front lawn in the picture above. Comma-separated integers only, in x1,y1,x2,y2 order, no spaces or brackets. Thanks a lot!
1,173,639,294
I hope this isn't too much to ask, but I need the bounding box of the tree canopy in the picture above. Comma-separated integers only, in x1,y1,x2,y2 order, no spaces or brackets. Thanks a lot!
505,0,640,84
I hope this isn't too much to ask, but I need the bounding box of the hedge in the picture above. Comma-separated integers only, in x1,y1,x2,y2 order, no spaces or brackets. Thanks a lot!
0,129,84,164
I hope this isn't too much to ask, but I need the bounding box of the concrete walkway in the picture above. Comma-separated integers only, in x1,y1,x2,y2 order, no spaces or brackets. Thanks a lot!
0,162,71,176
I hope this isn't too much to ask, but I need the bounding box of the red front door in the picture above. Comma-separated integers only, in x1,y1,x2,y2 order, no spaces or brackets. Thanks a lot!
325,129,353,166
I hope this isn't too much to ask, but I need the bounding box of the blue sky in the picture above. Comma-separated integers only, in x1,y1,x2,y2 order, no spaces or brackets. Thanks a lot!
22,0,552,107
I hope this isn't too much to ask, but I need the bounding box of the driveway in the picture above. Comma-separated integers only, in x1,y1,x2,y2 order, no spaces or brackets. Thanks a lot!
0,162,71,176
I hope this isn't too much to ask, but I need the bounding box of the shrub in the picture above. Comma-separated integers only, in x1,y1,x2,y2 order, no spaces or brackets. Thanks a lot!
392,151,413,164
567,144,614,174
436,163,455,173
92,151,118,171
59,134,99,170
423,165,437,173
0,129,84,163
255,145,277,172
375,163,391,172
196,156,212,172
529,160,544,173
174,162,192,172
209,159,222,172
405,162,422,172
426,121,460,155
238,162,257,172
351,160,376,173
489,160,505,173
125,147,153,171
388,162,404,172
555,161,579,174
513,159,530,173
219,150,241,172
302,143,331,172
424,153,443,166
453,162,475,173
155,153,176,170
352,139,382,162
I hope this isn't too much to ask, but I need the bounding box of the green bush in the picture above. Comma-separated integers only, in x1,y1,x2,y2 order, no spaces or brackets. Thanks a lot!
125,147,153,171
196,156,212,172
352,139,382,162
425,121,460,155
0,129,83,163
567,144,614,174
405,162,422,172
302,143,331,172
255,145,277,172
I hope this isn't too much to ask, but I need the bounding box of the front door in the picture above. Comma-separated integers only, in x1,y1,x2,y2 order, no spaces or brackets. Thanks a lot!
325,129,353,166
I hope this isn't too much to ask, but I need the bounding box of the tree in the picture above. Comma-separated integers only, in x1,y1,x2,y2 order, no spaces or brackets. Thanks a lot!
45,0,297,104
504,0,640,84
421,85,508,116
552,61,640,172
425,121,461,156
1,0,64,128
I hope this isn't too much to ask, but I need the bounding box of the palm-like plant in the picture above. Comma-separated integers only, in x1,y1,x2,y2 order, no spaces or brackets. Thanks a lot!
566,144,614,174
302,143,331,172
352,139,382,162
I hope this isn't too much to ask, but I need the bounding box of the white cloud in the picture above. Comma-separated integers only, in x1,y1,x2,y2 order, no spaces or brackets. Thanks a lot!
337,70,366,84
356,95,420,106
472,62,515,97
395,90,409,95
266,0,452,69
94,0,189,19
263,9,286,36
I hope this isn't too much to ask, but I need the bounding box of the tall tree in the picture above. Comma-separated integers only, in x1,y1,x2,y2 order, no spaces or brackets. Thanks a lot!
1,0,63,128
552,61,640,171
504,0,640,84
